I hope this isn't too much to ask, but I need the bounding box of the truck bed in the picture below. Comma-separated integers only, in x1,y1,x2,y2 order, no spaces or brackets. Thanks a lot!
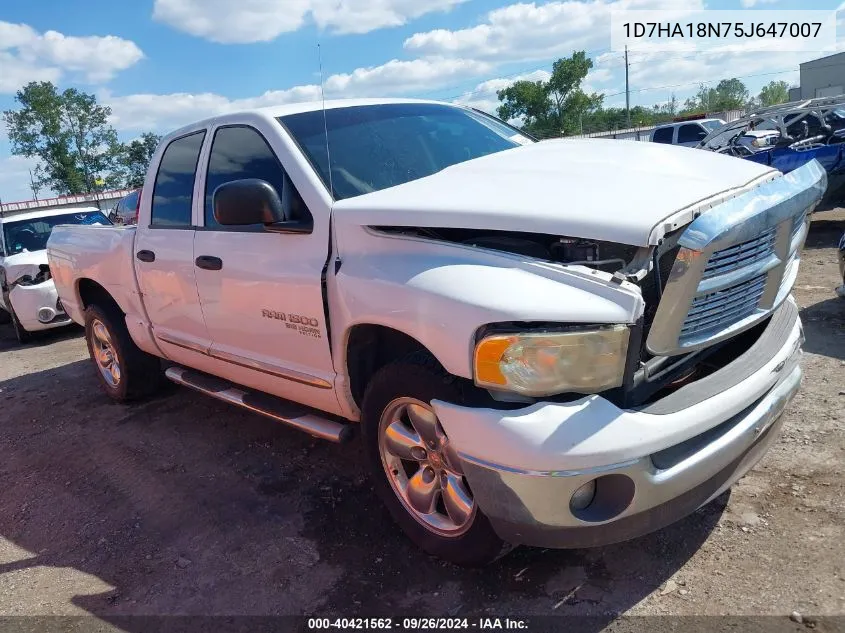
46,225,141,327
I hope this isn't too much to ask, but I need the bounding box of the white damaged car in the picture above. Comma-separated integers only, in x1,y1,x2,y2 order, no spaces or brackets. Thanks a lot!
0,206,111,343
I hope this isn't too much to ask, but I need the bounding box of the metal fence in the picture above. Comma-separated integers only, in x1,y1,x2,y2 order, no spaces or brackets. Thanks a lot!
566,109,747,142
0,189,132,216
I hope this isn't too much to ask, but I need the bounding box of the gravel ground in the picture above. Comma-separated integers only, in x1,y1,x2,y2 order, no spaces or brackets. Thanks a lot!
0,210,842,627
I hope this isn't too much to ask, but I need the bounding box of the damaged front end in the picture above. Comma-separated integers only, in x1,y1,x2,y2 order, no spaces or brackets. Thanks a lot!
1,263,69,328
372,160,826,410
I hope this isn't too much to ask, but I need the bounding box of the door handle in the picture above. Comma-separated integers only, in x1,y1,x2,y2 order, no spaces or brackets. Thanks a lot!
136,250,156,263
195,255,223,271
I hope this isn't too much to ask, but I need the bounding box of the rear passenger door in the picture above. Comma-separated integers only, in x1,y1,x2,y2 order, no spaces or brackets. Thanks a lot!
134,130,213,358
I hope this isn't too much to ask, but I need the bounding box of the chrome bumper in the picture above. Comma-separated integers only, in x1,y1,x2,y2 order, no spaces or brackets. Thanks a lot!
460,364,799,548
434,303,804,549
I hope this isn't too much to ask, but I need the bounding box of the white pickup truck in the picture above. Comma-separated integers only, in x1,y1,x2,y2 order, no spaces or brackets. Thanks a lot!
47,99,825,565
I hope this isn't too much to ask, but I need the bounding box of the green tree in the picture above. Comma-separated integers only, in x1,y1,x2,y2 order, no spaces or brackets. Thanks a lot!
117,133,161,188
497,51,604,138
758,80,791,107
3,81,122,195
682,79,750,114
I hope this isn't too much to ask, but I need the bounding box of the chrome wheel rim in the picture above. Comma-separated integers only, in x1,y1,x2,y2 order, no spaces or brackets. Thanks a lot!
91,319,120,388
378,397,476,536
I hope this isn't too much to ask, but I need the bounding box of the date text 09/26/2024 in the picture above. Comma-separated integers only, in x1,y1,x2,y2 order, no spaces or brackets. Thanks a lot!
307,618,528,630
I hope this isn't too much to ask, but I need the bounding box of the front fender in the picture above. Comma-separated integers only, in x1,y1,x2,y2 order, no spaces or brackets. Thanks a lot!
330,228,644,379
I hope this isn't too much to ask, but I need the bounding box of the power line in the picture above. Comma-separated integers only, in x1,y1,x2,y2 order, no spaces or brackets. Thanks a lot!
433,49,840,113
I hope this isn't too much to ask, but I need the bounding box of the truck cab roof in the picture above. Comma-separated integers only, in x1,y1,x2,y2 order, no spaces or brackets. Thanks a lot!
164,97,451,141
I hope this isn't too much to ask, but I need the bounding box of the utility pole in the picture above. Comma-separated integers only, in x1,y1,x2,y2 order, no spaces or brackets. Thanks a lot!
28,170,39,201
625,45,631,128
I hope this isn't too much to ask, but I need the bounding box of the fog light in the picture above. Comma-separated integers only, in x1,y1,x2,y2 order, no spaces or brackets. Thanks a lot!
37,307,56,323
569,479,597,511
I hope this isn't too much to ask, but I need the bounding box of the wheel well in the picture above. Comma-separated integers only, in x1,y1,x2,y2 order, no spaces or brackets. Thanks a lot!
346,325,430,408
77,279,123,315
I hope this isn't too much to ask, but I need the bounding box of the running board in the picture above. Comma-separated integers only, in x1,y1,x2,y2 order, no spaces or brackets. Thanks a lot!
164,366,354,444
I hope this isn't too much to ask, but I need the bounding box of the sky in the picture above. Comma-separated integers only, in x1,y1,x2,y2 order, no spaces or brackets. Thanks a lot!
0,0,843,202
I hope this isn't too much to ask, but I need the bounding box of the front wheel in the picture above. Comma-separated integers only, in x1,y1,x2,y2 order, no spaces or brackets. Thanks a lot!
361,353,507,566
9,306,33,344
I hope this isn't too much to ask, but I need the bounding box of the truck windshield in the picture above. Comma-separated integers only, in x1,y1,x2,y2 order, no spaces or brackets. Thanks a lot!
279,103,533,200
2,210,110,256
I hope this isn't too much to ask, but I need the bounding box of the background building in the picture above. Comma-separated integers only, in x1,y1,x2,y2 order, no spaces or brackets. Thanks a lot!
789,52,845,101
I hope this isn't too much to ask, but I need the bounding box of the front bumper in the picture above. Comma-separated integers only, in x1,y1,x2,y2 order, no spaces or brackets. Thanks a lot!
8,280,72,332
433,300,803,548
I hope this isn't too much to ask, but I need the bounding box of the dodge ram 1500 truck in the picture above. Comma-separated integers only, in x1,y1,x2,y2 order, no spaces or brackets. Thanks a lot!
47,99,826,565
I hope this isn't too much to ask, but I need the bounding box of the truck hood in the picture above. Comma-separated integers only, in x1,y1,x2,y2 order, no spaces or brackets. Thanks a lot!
1,250,48,284
333,138,778,246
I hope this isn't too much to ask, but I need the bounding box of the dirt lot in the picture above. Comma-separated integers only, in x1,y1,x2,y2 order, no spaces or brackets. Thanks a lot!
0,211,843,627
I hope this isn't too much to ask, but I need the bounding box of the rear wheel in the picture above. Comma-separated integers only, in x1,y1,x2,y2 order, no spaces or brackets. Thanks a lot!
361,353,507,566
84,303,162,402
0,308,11,325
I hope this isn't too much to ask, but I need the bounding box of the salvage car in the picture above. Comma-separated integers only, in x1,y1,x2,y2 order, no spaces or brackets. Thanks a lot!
698,96,845,204
108,189,142,226
46,99,825,565
0,206,110,342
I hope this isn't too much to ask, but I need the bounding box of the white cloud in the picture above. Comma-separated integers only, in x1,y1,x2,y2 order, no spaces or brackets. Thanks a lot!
0,21,143,93
153,0,468,43
453,70,552,113
0,155,45,205
106,57,491,131
404,0,704,62
739,0,778,7
0,52,60,93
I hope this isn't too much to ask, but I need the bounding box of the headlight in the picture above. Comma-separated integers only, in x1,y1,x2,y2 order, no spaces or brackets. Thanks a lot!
474,326,630,397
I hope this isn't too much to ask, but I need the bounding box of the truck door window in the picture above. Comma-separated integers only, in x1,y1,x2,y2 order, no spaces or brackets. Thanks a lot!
151,131,205,227
652,127,674,143
204,125,310,230
677,124,708,144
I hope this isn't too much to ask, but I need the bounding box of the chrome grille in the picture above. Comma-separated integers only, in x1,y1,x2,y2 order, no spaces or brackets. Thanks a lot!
700,228,777,280
645,161,826,356
791,211,806,239
681,274,767,337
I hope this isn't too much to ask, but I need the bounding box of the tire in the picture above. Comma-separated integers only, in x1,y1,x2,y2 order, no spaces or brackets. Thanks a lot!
0,308,11,325
9,305,33,344
84,303,162,402
361,352,507,566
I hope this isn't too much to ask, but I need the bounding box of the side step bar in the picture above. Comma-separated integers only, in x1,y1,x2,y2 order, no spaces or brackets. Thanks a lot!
164,366,354,444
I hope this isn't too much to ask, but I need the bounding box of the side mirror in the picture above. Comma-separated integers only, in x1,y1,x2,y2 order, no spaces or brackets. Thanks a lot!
213,179,287,226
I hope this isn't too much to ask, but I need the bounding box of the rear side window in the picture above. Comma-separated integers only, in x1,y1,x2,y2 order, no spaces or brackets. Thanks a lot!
678,124,708,144
151,131,205,227
204,125,309,229
124,190,140,210
652,127,674,144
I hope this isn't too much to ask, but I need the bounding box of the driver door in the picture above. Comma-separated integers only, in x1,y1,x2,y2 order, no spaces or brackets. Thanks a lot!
192,123,338,414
